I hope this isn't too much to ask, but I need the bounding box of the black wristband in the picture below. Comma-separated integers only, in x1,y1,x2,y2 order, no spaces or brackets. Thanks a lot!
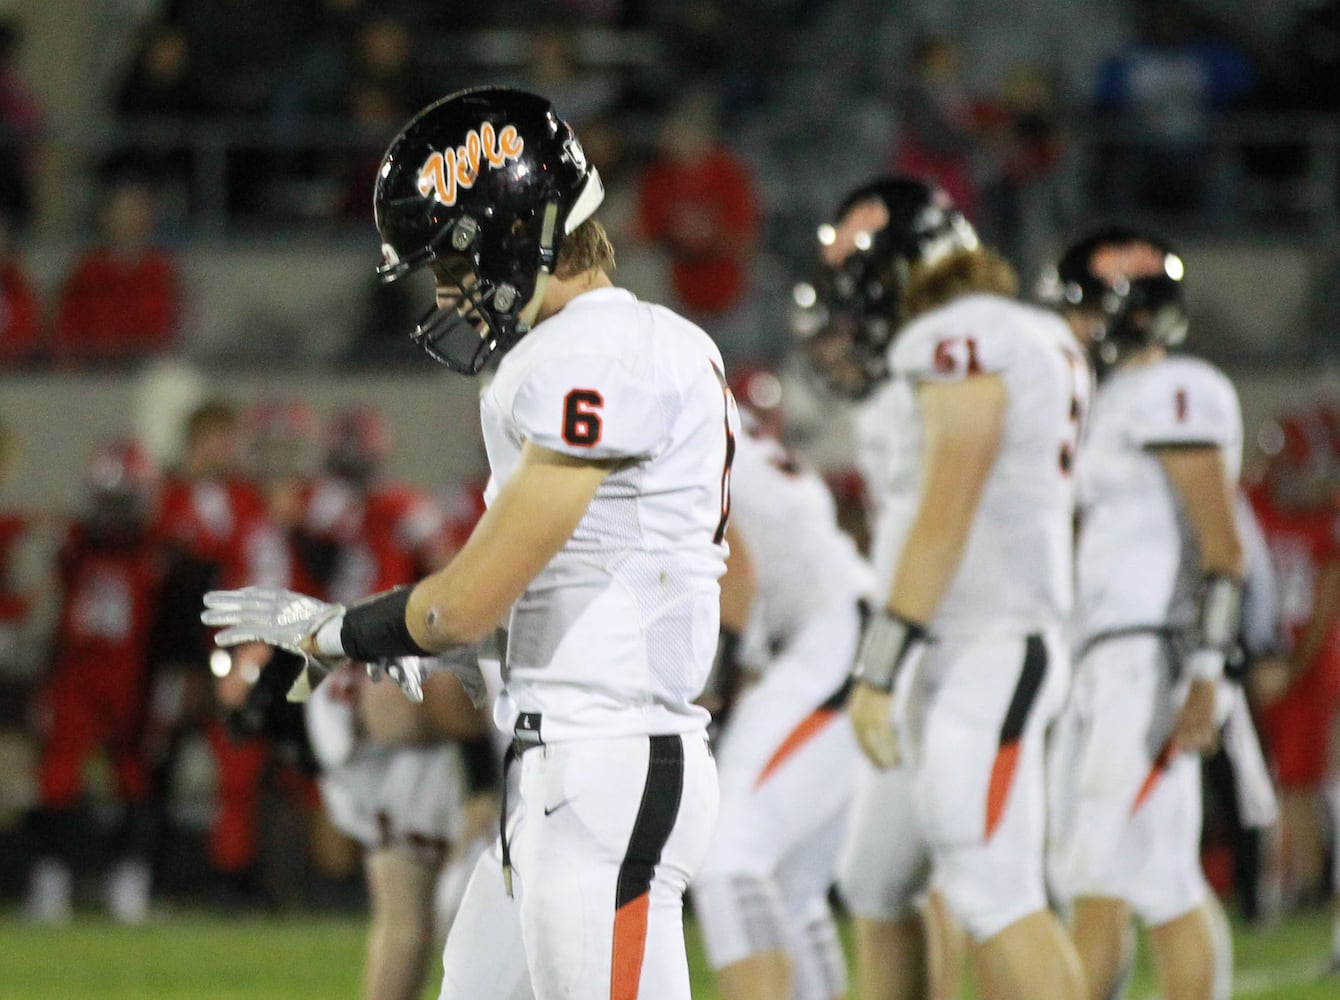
340,586,433,663
460,736,500,795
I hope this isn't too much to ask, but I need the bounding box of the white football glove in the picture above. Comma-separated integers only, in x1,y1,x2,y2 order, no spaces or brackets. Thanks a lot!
366,645,489,707
201,586,345,667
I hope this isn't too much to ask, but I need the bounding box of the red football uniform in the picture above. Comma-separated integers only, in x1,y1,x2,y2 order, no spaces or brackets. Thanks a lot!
156,474,311,878
36,524,165,807
1249,485,1340,788
303,476,453,603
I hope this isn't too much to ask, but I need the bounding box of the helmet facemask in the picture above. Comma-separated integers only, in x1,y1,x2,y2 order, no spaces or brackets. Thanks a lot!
790,270,891,401
389,202,560,375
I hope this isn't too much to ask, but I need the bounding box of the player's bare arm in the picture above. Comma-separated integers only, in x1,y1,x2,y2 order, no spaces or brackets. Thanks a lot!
849,373,1007,769
203,442,615,702
1156,444,1245,754
406,442,615,649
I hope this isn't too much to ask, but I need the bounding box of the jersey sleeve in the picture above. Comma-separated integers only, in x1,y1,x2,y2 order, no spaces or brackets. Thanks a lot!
510,353,668,460
1131,364,1239,450
891,304,1016,384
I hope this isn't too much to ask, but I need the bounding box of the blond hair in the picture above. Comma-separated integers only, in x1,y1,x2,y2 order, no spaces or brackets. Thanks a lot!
555,218,616,279
904,247,1018,319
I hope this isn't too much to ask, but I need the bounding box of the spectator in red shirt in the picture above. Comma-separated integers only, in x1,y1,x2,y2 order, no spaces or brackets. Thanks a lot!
0,211,39,366
54,173,179,367
637,90,759,321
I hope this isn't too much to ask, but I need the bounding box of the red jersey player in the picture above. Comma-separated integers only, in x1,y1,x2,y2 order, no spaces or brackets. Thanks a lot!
1247,409,1340,909
24,440,165,924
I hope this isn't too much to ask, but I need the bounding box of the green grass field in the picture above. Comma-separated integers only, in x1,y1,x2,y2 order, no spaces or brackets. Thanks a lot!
0,908,1335,999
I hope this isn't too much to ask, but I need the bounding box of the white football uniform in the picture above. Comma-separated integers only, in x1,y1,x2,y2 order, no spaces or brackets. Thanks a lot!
443,286,732,1000
306,674,466,864
1048,354,1243,926
694,426,873,997
839,293,1085,940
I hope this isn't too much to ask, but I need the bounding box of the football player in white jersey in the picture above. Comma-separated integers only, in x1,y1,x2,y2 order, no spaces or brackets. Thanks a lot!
793,177,1088,1000
1041,227,1245,1000
693,413,874,1000
201,87,735,1000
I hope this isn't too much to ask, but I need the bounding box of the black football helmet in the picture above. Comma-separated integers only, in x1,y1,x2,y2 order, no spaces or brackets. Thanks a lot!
373,86,605,374
791,176,978,399
84,439,160,543
1041,225,1188,375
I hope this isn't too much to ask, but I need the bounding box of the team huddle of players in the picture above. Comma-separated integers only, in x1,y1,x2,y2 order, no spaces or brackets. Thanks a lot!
16,84,1340,1000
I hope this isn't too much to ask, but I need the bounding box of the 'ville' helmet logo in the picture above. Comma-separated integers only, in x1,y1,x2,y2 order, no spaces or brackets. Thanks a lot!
417,122,525,207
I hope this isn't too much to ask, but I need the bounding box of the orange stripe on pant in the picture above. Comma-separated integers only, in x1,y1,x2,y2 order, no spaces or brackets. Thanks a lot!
984,739,1021,839
1129,740,1174,816
611,891,651,1000
754,708,838,789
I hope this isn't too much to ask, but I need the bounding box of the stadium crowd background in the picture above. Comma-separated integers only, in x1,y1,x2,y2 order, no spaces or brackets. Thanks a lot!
0,0,1339,937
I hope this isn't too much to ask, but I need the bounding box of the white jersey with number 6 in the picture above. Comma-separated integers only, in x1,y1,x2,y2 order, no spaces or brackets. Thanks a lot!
478,287,740,742
856,293,1089,639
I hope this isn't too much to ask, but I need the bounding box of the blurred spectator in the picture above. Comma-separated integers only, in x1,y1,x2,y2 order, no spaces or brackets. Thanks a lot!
891,35,983,224
1240,0,1340,216
111,22,201,217
24,440,165,925
1292,0,1340,114
53,173,180,367
348,16,425,115
0,18,40,227
178,0,305,118
279,0,367,121
636,89,759,321
328,17,426,222
512,25,621,129
641,1,775,113
1093,0,1254,225
977,62,1074,277
176,0,307,215
116,23,201,120
0,211,40,367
